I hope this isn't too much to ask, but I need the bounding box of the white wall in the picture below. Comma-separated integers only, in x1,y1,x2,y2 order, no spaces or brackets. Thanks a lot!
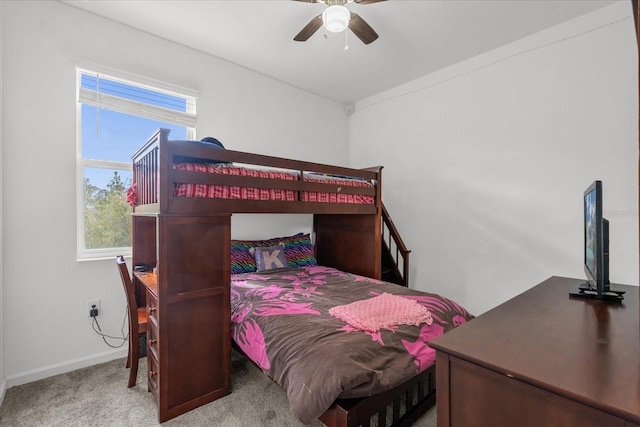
0,0,5,405
1,1,348,386
350,1,638,316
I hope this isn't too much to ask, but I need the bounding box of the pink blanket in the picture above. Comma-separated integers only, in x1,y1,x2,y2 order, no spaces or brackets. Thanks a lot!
329,292,433,332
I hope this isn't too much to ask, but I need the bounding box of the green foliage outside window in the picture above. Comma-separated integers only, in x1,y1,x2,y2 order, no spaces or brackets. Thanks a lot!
84,171,131,249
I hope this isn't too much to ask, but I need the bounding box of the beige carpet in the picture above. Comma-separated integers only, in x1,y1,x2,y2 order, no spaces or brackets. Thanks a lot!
0,351,437,426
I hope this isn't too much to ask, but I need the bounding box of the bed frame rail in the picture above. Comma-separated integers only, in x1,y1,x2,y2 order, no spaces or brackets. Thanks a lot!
319,365,436,427
132,128,382,215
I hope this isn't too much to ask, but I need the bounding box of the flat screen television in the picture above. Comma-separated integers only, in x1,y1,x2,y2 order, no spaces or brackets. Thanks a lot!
583,180,609,291
570,180,623,302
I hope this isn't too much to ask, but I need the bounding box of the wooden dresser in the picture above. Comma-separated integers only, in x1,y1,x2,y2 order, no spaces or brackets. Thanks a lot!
132,213,231,423
429,276,640,427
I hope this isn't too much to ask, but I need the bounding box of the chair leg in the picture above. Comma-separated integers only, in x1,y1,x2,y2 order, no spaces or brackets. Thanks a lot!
125,342,131,369
128,333,139,388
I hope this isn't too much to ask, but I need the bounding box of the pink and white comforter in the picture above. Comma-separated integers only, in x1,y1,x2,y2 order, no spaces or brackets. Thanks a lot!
230,266,473,423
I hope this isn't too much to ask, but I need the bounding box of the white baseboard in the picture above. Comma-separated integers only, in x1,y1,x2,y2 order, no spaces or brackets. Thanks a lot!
4,348,128,389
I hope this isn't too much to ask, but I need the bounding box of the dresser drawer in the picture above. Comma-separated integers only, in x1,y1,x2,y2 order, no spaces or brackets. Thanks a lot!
148,349,159,397
146,289,158,326
147,320,159,360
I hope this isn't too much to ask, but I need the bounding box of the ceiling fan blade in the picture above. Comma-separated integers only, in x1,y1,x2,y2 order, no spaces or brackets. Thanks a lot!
349,12,379,44
291,0,324,3
294,15,323,41
353,0,386,4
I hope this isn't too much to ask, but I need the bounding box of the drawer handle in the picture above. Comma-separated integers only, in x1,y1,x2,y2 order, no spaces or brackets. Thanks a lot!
148,339,157,346
149,370,158,378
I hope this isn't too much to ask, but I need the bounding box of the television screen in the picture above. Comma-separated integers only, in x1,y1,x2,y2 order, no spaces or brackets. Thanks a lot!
584,186,597,284
572,180,622,302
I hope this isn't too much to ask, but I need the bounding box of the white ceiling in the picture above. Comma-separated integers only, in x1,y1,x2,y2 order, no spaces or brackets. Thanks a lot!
62,0,620,105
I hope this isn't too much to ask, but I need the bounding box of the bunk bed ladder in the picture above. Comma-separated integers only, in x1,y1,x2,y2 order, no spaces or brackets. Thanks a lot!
381,203,411,287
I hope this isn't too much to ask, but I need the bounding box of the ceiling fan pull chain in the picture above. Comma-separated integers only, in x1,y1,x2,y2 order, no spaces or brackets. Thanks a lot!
344,28,349,50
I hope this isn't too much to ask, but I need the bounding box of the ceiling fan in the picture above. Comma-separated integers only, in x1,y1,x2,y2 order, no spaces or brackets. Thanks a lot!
293,0,386,45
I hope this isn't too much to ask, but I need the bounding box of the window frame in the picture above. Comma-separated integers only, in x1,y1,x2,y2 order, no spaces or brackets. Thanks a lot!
76,66,197,261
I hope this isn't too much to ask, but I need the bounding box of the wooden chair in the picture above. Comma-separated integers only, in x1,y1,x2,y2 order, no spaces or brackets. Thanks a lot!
116,255,148,388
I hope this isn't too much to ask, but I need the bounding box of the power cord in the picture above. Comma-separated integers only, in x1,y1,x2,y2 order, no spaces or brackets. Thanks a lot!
90,306,129,349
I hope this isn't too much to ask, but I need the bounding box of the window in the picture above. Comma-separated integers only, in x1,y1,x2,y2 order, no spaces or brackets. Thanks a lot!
77,68,196,260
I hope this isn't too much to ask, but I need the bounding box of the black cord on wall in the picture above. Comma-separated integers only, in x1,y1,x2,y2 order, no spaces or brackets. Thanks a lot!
90,306,129,349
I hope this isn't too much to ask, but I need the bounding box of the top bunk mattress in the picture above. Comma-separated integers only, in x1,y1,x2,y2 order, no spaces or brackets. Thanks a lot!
173,162,375,204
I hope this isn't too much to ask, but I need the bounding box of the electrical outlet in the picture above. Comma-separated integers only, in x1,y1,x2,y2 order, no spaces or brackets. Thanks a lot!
88,299,100,317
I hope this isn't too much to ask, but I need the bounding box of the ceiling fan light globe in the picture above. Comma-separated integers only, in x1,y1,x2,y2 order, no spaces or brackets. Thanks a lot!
322,5,350,33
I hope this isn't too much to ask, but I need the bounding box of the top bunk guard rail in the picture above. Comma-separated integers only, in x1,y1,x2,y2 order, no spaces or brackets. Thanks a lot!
132,128,383,215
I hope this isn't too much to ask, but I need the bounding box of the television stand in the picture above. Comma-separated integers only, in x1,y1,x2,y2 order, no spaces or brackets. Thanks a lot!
568,281,625,303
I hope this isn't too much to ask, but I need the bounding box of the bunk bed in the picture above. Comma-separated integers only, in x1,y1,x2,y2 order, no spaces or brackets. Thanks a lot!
129,128,472,426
